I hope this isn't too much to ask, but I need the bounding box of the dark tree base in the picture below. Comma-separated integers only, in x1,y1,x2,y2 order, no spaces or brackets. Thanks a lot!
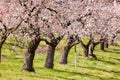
44,64,54,69
23,67,35,72
89,54,97,60
59,61,67,64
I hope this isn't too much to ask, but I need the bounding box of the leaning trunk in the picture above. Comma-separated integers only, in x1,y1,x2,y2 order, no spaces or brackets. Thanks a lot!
23,37,41,72
0,35,7,62
0,46,2,62
110,39,114,45
100,41,104,51
59,45,71,64
89,44,97,60
83,47,89,57
79,38,92,57
44,45,56,69
105,41,109,48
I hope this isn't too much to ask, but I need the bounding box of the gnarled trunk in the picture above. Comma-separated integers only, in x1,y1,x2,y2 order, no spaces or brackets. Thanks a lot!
44,34,64,69
59,35,79,64
23,37,41,72
0,35,7,62
105,40,109,48
89,43,97,60
0,46,2,62
83,46,89,57
59,45,71,64
79,39,91,57
110,35,116,45
89,41,99,60
100,40,104,51
44,45,56,69
110,39,114,45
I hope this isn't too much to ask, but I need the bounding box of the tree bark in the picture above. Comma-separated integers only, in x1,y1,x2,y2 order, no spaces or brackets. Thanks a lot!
44,34,64,69
100,39,105,51
110,34,116,45
23,37,41,72
105,40,109,48
59,35,79,64
0,46,2,62
110,39,114,45
79,39,91,57
83,46,89,57
44,45,56,69
88,42,98,60
59,44,71,64
0,35,7,62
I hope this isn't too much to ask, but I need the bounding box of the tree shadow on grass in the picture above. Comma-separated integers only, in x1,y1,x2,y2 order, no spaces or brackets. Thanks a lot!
113,48,120,53
103,49,120,54
97,59,119,65
30,67,104,80
53,69,105,80
112,57,120,62
68,65,120,80
77,65,120,74
29,69,73,80
22,66,120,80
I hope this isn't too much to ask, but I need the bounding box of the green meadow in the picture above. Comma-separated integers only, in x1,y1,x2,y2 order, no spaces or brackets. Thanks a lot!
0,38,120,80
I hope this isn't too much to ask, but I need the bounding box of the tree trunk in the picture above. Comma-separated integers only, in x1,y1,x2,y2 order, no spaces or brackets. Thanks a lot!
83,47,89,57
0,35,7,62
59,45,71,64
105,41,109,48
89,43,97,60
44,45,56,69
79,38,92,57
110,35,116,45
23,37,41,72
44,34,64,69
0,46,2,62
59,35,79,64
110,39,114,45
100,40,104,51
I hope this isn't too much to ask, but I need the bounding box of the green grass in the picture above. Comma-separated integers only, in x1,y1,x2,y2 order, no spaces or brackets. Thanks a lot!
0,38,120,80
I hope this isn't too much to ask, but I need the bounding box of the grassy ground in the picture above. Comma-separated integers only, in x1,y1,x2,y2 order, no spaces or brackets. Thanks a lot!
0,38,120,80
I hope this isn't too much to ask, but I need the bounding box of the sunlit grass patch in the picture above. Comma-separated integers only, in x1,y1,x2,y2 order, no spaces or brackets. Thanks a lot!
0,39,120,80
